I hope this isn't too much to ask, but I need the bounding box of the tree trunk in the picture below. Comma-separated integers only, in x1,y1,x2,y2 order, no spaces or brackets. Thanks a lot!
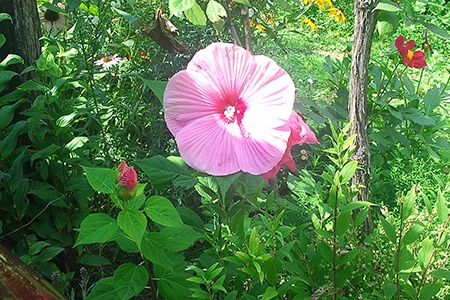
348,0,380,234
0,0,42,97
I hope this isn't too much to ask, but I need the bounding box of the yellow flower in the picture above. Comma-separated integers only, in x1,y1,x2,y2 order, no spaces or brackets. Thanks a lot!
328,7,346,23
302,18,318,32
256,24,266,31
315,0,333,9
303,0,313,4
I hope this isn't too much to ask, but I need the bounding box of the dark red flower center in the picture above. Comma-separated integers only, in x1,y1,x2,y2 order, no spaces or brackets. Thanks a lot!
222,98,246,125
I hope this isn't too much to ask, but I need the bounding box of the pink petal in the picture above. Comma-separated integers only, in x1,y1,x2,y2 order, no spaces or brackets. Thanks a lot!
164,42,296,176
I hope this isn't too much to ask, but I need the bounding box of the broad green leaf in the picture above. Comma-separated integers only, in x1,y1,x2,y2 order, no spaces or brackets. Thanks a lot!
159,226,202,252
158,271,194,300
377,11,398,40
75,213,118,246
261,286,278,300
380,215,397,243
118,209,147,246
338,249,361,265
214,172,241,201
140,77,167,105
206,0,227,23
375,0,402,12
0,70,17,93
135,156,196,191
65,136,88,151
169,0,195,15
81,166,117,194
402,224,424,245
116,231,140,253
145,196,183,227
86,277,119,300
430,269,450,280
184,2,206,26
317,240,333,263
336,211,351,235
436,189,448,223
418,237,434,269
29,241,50,256
113,263,148,299
0,120,27,159
0,101,24,131
30,144,60,164
419,282,443,300
0,54,24,70
36,246,64,262
0,13,12,22
424,86,441,115
0,34,5,49
401,188,416,220
341,201,374,214
141,232,175,268
340,160,358,183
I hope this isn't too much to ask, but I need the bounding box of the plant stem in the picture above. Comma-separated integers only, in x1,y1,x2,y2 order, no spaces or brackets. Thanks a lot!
416,68,424,95
396,202,404,300
333,185,339,300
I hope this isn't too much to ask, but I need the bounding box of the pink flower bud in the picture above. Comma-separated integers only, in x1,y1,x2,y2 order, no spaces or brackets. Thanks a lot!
118,167,137,190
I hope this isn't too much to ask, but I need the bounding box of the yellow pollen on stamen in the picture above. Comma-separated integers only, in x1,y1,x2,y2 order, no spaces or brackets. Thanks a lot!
406,50,413,60
103,56,113,62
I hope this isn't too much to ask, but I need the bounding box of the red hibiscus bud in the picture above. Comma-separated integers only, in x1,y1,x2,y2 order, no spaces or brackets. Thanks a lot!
116,164,138,201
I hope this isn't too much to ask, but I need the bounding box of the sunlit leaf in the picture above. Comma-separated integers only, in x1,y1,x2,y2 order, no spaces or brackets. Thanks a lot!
75,213,118,246
145,196,183,227
113,263,148,299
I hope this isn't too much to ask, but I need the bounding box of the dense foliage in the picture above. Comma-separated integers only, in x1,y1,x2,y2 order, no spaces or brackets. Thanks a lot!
0,0,449,299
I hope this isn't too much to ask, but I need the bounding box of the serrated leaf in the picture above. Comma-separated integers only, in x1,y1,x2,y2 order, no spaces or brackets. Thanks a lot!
118,209,147,246
75,213,118,246
113,263,148,299
206,0,227,23
159,226,202,252
81,166,117,194
141,232,175,268
145,195,183,227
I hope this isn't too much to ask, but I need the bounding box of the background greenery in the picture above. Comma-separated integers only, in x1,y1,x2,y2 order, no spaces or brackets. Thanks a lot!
0,0,449,299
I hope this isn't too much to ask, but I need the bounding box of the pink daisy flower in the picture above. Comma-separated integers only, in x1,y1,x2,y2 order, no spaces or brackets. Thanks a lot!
164,42,297,176
262,111,318,181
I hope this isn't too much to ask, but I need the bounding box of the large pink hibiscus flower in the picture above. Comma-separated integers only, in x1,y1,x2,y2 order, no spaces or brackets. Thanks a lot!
164,42,296,176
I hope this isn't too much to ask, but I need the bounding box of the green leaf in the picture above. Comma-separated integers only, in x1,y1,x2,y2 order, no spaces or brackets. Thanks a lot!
261,286,278,300
145,196,184,227
135,156,196,191
375,0,402,12
341,201,374,214
184,2,207,26
113,263,148,299
402,224,425,245
36,246,64,262
158,271,194,300
0,13,12,23
141,232,175,268
159,226,202,252
338,249,361,265
424,86,441,115
340,160,358,183
169,0,195,15
0,70,18,93
317,240,333,263
118,209,147,246
0,100,24,131
206,0,227,23
380,215,397,243
140,77,167,105
336,211,351,235
29,241,50,256
418,237,434,269
86,277,119,300
75,213,118,246
65,136,88,151
82,166,117,194
419,282,443,300
436,189,448,223
430,269,450,280
30,144,61,165
419,21,450,40
0,54,24,70
377,11,398,40
214,172,241,201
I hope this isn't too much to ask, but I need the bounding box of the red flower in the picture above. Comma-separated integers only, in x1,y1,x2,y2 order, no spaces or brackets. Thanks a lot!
118,167,138,190
395,36,426,69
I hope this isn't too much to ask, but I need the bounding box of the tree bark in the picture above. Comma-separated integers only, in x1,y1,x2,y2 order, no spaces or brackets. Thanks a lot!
348,0,380,234
0,0,42,97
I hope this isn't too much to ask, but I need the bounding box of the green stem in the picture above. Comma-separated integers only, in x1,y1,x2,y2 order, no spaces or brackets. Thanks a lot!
416,68,425,95
396,202,404,300
333,185,339,299
377,62,400,103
